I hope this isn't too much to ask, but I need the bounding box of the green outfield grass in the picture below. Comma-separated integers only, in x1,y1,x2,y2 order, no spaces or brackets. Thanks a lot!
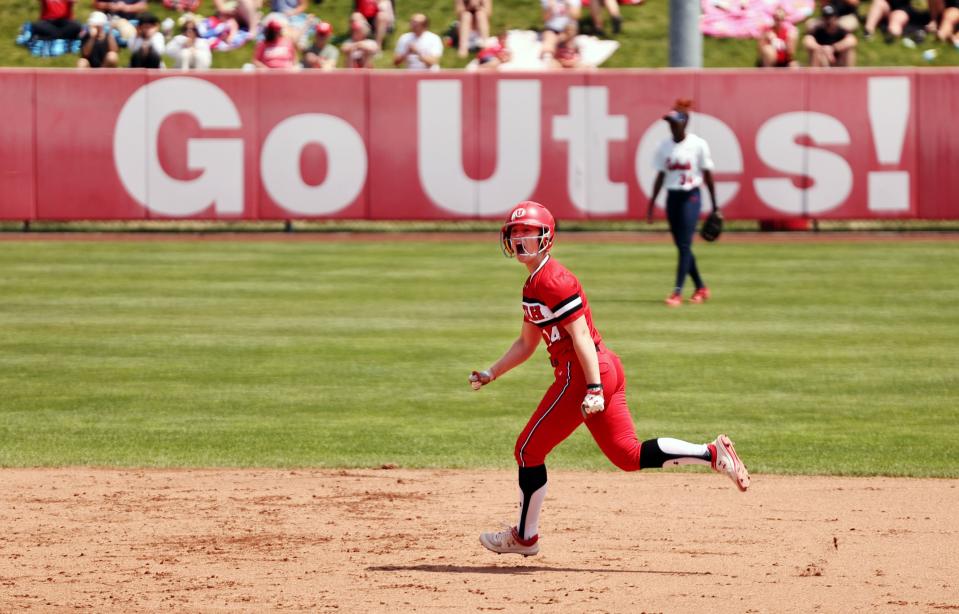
1,238,957,476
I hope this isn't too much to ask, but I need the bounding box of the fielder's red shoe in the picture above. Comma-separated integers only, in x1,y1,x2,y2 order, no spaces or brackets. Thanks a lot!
664,292,682,307
480,526,540,557
689,287,711,304
709,434,750,492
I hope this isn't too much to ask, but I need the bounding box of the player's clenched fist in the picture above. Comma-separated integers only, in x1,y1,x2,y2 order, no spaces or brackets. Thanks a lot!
581,384,605,417
469,370,494,390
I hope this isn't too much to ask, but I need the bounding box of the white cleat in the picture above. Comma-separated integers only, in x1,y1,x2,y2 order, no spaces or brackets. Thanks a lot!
479,526,540,557
711,434,750,492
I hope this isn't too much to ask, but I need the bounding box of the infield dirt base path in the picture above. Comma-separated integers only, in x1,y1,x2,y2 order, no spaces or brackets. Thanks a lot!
1,469,957,613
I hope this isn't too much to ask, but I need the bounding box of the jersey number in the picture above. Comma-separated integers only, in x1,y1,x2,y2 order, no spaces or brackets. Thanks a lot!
549,326,561,343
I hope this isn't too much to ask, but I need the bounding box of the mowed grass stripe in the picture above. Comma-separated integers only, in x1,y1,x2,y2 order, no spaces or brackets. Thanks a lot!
0,239,956,476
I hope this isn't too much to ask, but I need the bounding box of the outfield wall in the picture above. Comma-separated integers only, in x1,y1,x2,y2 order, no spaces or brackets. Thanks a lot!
1,68,957,221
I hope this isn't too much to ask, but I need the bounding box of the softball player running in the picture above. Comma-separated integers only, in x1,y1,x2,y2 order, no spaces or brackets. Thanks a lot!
646,99,719,307
470,201,749,557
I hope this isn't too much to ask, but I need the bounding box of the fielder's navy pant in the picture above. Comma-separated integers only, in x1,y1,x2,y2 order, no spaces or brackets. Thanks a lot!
666,188,705,293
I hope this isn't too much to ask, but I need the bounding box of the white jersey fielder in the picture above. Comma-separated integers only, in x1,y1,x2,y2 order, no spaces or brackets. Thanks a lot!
653,134,715,192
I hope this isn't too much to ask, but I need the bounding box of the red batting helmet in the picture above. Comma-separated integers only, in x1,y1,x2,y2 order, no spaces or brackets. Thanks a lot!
500,201,555,258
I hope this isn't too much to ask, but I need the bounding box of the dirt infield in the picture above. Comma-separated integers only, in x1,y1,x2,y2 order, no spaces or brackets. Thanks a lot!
1,469,957,613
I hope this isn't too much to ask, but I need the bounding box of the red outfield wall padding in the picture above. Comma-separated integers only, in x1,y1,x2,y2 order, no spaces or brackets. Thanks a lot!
35,70,149,220
0,71,36,221
916,70,959,220
0,69,955,221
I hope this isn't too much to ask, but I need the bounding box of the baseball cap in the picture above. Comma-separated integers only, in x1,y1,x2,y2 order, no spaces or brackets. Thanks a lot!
316,21,332,36
265,19,283,33
663,110,689,123
821,4,837,17
87,11,108,27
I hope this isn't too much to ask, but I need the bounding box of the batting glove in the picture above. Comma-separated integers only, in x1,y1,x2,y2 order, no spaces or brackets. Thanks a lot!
581,384,605,417
469,369,494,390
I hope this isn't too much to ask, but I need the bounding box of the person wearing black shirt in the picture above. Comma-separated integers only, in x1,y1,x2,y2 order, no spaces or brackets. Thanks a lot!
804,4,858,66
77,11,118,68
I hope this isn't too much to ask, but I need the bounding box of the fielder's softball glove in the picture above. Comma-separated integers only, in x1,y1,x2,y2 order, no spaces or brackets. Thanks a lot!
700,210,724,242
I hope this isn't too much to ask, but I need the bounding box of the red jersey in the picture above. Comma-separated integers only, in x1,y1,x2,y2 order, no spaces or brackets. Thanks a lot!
254,39,296,68
521,256,602,361
356,0,378,18
765,21,796,65
41,0,75,20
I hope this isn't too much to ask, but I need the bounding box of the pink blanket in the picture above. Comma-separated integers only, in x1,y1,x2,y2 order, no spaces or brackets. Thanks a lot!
700,0,813,39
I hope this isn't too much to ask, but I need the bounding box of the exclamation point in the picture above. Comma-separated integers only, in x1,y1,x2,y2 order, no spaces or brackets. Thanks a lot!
867,77,911,212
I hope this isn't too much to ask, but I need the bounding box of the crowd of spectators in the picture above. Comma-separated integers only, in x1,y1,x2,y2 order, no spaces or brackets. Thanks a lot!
21,0,631,70
755,0,959,68
18,0,959,71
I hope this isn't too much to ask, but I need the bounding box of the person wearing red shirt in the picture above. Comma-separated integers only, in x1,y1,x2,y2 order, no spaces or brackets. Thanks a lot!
470,201,750,557
758,7,799,67
253,20,297,69
32,0,82,41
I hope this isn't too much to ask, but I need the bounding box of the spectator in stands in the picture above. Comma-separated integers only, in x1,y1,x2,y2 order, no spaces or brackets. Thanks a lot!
541,0,581,61
213,0,261,41
864,0,913,41
129,12,165,68
588,0,622,36
272,0,316,49
477,29,511,69
758,7,798,67
804,4,857,65
455,0,491,57
31,0,83,41
552,21,581,67
302,21,339,69
254,18,298,68
355,0,394,50
166,13,212,69
930,0,959,43
272,0,306,17
77,11,118,68
94,0,146,20
394,13,444,70
807,0,861,32
342,16,379,68
93,0,145,41
163,0,200,13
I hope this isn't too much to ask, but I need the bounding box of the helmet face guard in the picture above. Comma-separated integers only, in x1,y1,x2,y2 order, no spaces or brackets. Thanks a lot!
501,223,553,258
500,201,556,258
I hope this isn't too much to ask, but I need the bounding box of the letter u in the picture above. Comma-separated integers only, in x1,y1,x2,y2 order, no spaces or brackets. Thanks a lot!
417,80,541,216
